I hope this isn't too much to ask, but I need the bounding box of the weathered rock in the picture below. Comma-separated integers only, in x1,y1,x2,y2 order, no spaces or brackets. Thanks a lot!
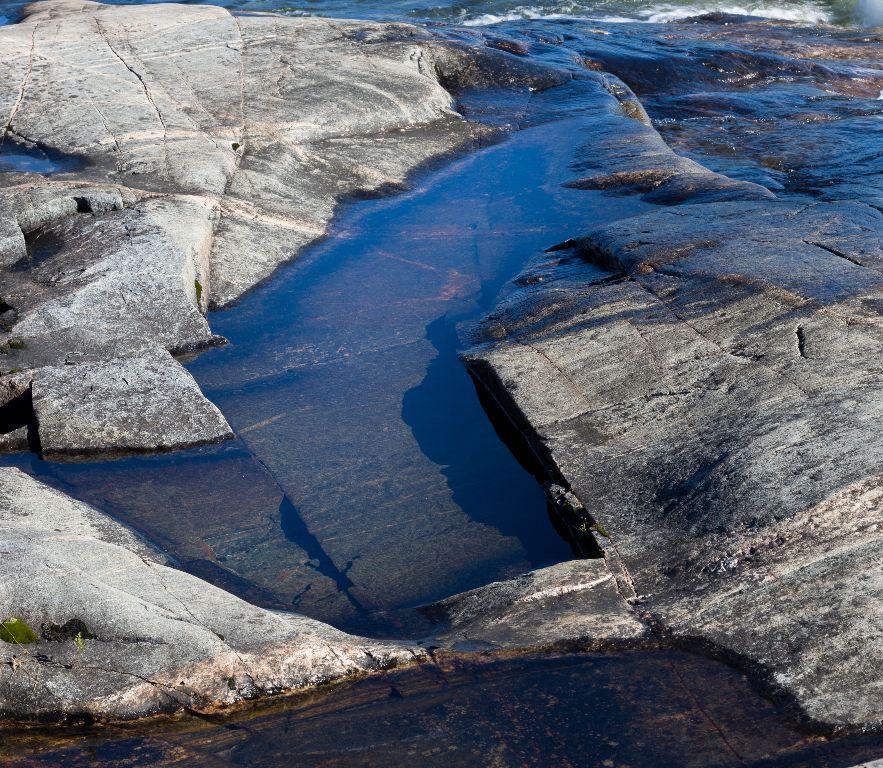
465,194,883,730
0,467,421,721
0,0,482,455
31,347,232,458
420,559,651,652
0,0,475,304
0,0,775,458
564,120,773,204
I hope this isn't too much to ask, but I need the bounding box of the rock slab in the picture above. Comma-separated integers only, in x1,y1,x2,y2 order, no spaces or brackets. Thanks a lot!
465,190,883,730
0,467,421,720
0,0,477,456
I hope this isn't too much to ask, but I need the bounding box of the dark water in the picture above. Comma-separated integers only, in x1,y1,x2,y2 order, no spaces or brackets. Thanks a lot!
4,651,883,767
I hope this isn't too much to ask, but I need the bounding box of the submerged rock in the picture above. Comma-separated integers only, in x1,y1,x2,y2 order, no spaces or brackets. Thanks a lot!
0,467,421,721
464,190,883,729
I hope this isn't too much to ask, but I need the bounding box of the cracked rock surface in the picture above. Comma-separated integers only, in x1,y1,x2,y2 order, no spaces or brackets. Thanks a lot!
0,0,479,456
420,559,651,652
465,183,883,727
0,467,421,720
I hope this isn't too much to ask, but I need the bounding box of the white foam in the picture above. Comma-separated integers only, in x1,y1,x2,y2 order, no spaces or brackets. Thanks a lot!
586,14,643,21
641,1,832,22
461,7,577,25
459,0,837,25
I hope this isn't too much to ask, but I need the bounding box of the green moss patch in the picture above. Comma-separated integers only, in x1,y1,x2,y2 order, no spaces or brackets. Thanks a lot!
0,617,38,645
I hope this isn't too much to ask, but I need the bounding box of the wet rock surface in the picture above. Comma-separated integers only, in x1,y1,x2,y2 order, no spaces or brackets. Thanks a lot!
6,649,883,767
465,187,883,728
0,467,421,721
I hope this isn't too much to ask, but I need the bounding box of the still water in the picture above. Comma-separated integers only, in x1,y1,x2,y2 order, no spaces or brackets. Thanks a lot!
1,112,648,635
4,651,883,767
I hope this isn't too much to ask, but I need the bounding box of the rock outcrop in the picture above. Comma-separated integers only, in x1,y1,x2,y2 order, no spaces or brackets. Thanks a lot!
0,467,421,721
0,0,774,459
3,0,881,737
420,559,650,652
464,180,883,727
0,0,479,456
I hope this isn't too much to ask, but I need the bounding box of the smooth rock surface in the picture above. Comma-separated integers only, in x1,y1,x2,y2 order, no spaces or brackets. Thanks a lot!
465,191,883,730
31,347,232,458
0,467,421,721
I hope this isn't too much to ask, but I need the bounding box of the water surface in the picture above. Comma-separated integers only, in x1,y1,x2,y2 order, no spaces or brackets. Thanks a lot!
0,138,86,175
4,650,883,767
93,0,883,26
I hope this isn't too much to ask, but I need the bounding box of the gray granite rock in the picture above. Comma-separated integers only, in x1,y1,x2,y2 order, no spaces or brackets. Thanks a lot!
0,0,480,456
0,467,421,721
0,0,771,458
420,559,651,652
31,347,232,458
465,196,883,731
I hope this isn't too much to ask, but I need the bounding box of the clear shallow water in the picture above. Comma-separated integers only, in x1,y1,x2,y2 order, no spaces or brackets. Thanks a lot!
0,138,86,175
4,651,883,767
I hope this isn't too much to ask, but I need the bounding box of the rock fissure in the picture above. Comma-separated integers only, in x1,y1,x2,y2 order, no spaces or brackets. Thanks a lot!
636,272,816,398
662,650,751,766
499,323,597,415
795,324,808,359
803,238,869,269
2,24,36,142
94,18,170,164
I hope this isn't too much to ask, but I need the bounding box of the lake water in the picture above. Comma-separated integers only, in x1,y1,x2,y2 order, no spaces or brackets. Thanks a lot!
65,0,883,26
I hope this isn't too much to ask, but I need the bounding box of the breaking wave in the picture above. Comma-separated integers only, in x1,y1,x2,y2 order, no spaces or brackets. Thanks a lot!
457,0,882,25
